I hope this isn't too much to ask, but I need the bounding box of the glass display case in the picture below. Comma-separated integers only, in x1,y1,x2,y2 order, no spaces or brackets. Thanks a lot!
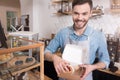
0,36,44,80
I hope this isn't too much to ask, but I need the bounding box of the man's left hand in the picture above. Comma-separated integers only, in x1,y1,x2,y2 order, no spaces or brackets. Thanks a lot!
79,64,94,80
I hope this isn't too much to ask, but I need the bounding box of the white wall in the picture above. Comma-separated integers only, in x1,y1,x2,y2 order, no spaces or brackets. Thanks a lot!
33,0,53,38
90,0,120,35
39,0,73,38
20,0,33,31
20,0,120,39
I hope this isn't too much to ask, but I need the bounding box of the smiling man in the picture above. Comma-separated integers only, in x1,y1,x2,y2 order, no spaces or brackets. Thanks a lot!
44,0,110,80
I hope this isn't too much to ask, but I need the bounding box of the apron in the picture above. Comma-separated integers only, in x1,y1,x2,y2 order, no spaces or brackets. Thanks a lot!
59,34,93,80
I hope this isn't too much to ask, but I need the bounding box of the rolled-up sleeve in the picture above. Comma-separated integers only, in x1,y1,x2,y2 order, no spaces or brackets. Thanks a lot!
44,31,61,54
97,33,110,68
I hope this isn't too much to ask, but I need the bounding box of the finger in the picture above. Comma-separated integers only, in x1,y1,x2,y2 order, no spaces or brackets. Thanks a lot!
79,64,84,69
56,63,65,74
66,64,73,72
59,62,67,73
80,67,86,78
61,61,70,72
55,65,61,74
56,60,70,74
80,67,84,78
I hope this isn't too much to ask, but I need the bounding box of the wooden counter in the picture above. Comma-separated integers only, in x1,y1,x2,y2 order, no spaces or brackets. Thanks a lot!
98,69,120,77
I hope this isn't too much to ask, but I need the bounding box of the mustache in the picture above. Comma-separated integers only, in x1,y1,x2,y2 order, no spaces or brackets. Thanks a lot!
75,19,85,22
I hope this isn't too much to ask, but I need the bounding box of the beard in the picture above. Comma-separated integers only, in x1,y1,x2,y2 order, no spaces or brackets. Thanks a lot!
74,19,88,30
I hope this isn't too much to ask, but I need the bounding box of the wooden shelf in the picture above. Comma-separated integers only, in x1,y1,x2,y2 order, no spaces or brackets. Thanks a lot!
52,0,72,3
12,63,40,75
54,10,104,16
63,11,72,15
110,9,120,13
53,11,72,15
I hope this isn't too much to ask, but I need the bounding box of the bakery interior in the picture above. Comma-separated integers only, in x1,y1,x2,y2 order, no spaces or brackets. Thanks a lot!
0,0,120,80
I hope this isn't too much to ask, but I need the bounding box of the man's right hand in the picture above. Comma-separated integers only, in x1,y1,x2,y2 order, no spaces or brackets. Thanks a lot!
52,54,70,74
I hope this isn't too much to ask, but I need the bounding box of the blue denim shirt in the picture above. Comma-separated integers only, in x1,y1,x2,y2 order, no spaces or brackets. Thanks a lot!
45,25,110,68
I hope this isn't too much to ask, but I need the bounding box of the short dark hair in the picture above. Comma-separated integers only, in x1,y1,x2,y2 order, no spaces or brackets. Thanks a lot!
72,0,93,9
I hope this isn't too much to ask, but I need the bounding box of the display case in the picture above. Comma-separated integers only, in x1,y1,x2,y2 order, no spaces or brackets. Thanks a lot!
0,36,44,80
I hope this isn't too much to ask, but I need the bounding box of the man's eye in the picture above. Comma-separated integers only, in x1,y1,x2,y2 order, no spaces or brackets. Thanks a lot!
83,13,88,15
73,12,79,15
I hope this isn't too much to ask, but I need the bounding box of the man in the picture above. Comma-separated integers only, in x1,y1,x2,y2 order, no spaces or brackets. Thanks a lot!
44,0,110,80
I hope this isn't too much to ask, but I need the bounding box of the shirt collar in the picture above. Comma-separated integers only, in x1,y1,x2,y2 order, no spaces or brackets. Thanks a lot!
69,24,93,37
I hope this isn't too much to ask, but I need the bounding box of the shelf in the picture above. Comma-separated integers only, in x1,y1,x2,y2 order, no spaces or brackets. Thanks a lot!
52,2,104,16
110,9,120,13
52,0,72,3
0,62,42,80
63,11,72,15
54,9,104,16
53,11,72,15
91,13,104,18
0,43,43,54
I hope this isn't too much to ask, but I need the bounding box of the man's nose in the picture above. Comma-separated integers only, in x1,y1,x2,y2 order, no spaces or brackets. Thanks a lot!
77,14,83,20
